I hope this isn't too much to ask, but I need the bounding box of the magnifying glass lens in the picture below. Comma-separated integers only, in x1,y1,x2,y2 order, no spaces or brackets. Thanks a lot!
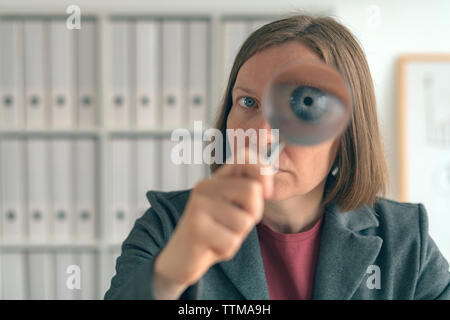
262,59,352,146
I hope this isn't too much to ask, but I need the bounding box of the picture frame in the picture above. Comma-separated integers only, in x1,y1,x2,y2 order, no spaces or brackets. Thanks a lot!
397,54,450,201
397,54,450,262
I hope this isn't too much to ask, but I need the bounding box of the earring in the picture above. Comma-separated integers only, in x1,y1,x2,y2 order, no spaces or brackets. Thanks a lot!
331,164,339,176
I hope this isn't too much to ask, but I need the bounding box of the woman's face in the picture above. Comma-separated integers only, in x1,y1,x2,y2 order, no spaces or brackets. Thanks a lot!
226,41,340,201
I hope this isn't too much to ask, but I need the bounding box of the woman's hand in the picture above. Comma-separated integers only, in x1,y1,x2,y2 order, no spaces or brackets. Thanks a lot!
153,149,274,299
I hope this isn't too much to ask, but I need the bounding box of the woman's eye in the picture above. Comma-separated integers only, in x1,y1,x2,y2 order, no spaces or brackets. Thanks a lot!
238,96,257,109
288,86,332,122
264,77,350,145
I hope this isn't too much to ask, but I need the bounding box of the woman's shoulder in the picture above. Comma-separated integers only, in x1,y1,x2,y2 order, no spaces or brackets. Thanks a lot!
146,189,192,207
372,196,428,220
129,189,193,239
144,189,192,218
374,196,425,211
370,196,431,239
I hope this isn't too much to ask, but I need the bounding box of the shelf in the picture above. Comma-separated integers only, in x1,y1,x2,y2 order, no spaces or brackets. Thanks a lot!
0,129,100,138
0,240,123,250
0,128,213,137
0,240,100,250
0,7,285,300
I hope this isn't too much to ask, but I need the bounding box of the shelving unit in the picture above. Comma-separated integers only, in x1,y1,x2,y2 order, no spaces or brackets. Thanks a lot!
0,5,283,299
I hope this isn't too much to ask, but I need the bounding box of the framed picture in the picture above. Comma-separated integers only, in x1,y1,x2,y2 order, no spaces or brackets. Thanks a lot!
397,54,450,262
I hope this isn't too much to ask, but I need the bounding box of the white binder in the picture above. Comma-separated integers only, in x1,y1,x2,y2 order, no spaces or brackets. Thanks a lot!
28,252,55,299
187,136,207,189
111,139,133,241
136,138,157,218
1,139,25,241
74,139,96,241
77,20,97,128
50,139,73,241
27,139,50,241
162,20,185,129
188,21,208,127
0,20,24,128
50,20,75,128
110,21,131,128
223,20,251,80
75,251,96,300
55,252,75,300
2,252,26,299
136,20,159,129
105,248,121,295
187,163,206,189
24,20,48,129
161,138,185,191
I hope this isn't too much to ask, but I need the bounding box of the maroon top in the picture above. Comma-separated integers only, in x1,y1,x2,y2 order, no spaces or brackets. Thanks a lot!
256,216,323,300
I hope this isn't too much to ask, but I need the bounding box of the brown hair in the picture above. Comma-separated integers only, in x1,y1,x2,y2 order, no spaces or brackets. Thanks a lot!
210,13,389,212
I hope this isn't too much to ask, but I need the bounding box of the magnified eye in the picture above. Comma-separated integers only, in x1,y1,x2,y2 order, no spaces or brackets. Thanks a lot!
263,82,348,145
269,83,344,124
238,96,257,108
289,86,330,122
261,59,352,146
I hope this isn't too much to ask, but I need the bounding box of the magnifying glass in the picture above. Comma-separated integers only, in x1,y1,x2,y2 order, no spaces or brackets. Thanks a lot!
261,59,353,172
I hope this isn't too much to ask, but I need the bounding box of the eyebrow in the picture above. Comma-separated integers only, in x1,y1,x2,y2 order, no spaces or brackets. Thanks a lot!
232,86,259,96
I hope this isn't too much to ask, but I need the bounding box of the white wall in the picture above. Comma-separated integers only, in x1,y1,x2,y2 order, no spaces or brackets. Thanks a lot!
334,0,450,200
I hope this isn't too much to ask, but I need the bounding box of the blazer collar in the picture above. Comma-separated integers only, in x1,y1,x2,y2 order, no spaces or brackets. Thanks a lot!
218,201,382,300
218,226,270,299
312,202,383,299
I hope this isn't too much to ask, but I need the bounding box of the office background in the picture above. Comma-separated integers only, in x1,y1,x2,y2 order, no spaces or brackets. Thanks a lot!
0,0,449,299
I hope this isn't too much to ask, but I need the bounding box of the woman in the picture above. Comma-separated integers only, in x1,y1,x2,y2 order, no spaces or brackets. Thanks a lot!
104,14,450,300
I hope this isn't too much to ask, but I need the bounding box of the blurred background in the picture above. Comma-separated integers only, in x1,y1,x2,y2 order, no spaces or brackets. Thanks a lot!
0,0,449,299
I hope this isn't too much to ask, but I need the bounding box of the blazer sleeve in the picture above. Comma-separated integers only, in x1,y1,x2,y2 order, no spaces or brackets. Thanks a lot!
414,203,450,300
104,191,201,300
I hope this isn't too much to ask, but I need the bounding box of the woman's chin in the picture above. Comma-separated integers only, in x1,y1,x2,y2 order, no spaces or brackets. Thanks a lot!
269,179,296,201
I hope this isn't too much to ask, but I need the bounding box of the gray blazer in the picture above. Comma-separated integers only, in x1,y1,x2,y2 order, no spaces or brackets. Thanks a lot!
104,189,450,300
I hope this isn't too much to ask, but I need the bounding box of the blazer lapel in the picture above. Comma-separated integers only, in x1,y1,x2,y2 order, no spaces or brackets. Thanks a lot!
312,202,383,299
218,227,270,300
217,201,382,300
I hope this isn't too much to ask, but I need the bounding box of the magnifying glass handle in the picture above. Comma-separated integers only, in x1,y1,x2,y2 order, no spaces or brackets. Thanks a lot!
261,140,285,175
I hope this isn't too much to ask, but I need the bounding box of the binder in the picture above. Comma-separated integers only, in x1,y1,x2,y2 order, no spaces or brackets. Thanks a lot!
162,20,185,129
187,20,208,126
27,139,50,241
28,252,55,299
187,163,206,189
110,21,131,128
1,252,26,299
136,138,157,218
106,248,121,293
111,139,133,241
77,20,97,128
55,251,75,300
50,20,75,128
74,139,96,241
1,139,25,241
101,249,119,297
24,20,48,129
50,139,73,240
187,135,207,189
0,20,24,128
161,137,185,191
75,251,96,300
223,20,251,79
135,20,159,129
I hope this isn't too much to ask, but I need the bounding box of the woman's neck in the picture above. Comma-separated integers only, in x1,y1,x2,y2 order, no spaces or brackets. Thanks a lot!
262,181,326,234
